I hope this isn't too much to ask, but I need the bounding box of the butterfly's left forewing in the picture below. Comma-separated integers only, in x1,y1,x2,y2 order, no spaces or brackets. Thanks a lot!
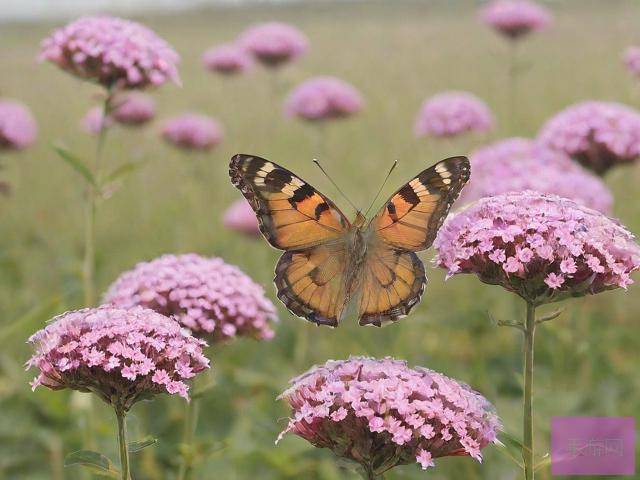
357,156,470,326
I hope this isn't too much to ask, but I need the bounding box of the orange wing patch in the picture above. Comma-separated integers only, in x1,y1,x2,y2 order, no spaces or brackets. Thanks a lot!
230,154,350,250
274,243,348,326
357,242,426,327
371,156,470,251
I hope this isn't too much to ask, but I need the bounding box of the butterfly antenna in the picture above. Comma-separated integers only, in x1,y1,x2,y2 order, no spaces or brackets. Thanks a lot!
312,159,359,212
363,160,398,218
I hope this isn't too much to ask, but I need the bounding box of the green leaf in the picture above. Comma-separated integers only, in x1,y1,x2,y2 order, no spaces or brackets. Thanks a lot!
52,144,96,186
494,431,525,469
64,450,119,478
105,160,146,184
128,436,158,453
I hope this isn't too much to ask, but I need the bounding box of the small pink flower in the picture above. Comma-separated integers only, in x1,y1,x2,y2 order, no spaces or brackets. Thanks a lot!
223,199,260,237
545,273,565,289
480,0,552,40
111,93,156,126
560,258,577,274
416,449,435,470
0,99,37,150
202,43,253,75
414,91,494,138
284,76,364,122
239,22,308,68
161,113,223,151
623,46,640,80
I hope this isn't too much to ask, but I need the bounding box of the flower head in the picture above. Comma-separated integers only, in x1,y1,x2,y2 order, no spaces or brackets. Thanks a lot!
434,191,640,304
161,113,223,151
537,101,640,175
26,306,209,410
414,91,494,138
623,46,640,80
239,22,308,68
104,254,277,342
111,93,156,125
39,15,180,89
81,106,113,135
460,137,613,213
223,199,261,237
284,76,364,122
0,100,37,150
202,43,253,75
278,357,500,475
479,0,552,40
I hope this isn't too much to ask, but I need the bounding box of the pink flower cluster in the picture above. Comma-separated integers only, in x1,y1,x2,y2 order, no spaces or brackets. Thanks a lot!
284,76,364,122
26,306,209,409
223,199,261,237
479,0,552,40
161,113,223,151
414,91,494,138
0,99,37,150
623,46,640,80
460,138,613,213
239,22,308,68
278,357,500,474
81,106,113,135
111,93,156,125
537,101,640,175
103,254,277,342
203,43,253,75
39,16,180,89
434,191,640,305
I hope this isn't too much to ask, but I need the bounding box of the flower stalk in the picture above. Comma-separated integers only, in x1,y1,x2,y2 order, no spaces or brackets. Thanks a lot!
522,301,536,480
115,407,131,480
177,399,201,480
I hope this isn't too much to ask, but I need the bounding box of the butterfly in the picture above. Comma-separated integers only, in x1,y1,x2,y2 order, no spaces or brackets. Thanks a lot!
229,154,470,327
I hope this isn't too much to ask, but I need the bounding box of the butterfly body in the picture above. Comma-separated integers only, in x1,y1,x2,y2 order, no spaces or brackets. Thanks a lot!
230,154,470,327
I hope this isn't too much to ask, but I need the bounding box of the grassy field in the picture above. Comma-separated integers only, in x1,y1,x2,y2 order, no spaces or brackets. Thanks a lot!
1,1,640,478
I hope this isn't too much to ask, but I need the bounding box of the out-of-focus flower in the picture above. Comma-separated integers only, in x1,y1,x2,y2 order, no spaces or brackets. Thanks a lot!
26,306,209,410
39,15,180,89
434,191,640,305
0,100,37,150
104,253,277,342
203,43,253,75
111,93,156,125
81,106,113,135
161,113,223,151
414,91,494,138
460,137,613,213
239,22,308,68
479,0,552,40
278,356,500,474
284,76,364,122
223,199,261,236
623,46,640,80
537,101,640,175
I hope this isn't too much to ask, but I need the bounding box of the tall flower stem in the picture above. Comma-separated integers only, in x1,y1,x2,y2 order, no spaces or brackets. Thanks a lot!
115,407,131,480
177,398,201,480
522,300,536,480
507,41,519,133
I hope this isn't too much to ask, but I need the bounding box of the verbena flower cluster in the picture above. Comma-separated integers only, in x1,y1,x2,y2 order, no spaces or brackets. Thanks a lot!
161,113,223,151
26,306,209,409
284,76,364,122
104,254,277,342
435,191,640,305
223,199,261,236
479,0,552,40
0,99,38,150
537,101,640,175
239,22,308,67
278,357,500,474
203,43,253,75
623,46,640,80
414,91,494,138
81,106,113,135
111,93,156,125
39,16,180,89
460,137,613,213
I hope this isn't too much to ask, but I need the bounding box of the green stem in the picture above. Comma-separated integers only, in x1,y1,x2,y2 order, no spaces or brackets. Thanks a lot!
82,194,97,306
523,301,536,480
508,41,518,134
177,399,201,480
116,408,130,480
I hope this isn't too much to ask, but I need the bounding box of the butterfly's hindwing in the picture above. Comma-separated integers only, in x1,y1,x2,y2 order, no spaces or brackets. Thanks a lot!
372,156,470,251
230,154,350,250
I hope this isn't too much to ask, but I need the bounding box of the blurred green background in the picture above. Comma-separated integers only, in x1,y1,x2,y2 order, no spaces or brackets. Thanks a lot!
1,0,639,479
